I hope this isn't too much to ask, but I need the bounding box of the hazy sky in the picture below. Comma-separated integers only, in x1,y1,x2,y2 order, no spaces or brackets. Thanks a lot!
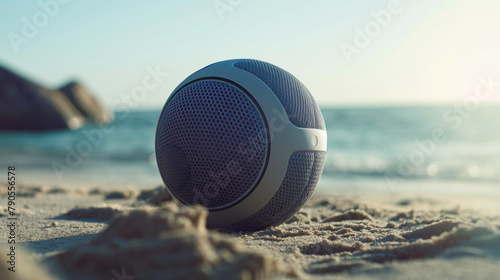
1,0,499,109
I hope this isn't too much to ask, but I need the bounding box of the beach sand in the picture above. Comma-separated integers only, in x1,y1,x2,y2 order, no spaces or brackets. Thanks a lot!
1,184,499,279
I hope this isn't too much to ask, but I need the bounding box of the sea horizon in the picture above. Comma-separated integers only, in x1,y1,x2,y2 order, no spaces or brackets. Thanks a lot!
2,104,499,197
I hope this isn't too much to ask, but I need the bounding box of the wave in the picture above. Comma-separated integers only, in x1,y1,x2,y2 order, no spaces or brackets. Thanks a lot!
323,154,500,183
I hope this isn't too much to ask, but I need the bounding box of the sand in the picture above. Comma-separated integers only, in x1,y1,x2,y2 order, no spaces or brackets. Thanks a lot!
0,184,499,279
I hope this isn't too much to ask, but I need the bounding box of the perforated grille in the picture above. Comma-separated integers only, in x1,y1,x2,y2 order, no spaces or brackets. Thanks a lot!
156,80,268,209
226,151,326,231
234,59,325,130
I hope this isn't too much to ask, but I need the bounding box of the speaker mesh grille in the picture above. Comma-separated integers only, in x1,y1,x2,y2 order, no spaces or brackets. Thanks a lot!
234,60,325,130
226,151,326,231
156,80,268,209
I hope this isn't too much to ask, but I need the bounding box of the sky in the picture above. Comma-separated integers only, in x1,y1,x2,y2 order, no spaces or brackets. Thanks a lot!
1,0,500,109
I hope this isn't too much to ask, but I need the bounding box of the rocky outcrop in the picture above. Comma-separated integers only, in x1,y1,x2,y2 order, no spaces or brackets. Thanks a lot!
58,81,112,125
0,65,112,131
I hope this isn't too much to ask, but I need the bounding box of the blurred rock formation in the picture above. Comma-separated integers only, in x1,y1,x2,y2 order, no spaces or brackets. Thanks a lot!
0,65,112,131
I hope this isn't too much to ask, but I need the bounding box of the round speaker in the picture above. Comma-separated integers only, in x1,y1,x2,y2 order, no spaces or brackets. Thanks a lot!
155,59,327,231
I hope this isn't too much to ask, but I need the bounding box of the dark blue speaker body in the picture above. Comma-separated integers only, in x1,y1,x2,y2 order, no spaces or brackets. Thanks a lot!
156,59,327,231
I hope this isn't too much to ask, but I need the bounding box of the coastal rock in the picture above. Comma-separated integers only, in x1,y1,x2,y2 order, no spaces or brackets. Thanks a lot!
0,65,112,131
59,81,112,124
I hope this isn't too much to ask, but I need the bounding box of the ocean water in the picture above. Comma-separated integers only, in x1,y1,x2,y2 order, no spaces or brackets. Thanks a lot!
1,106,499,193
